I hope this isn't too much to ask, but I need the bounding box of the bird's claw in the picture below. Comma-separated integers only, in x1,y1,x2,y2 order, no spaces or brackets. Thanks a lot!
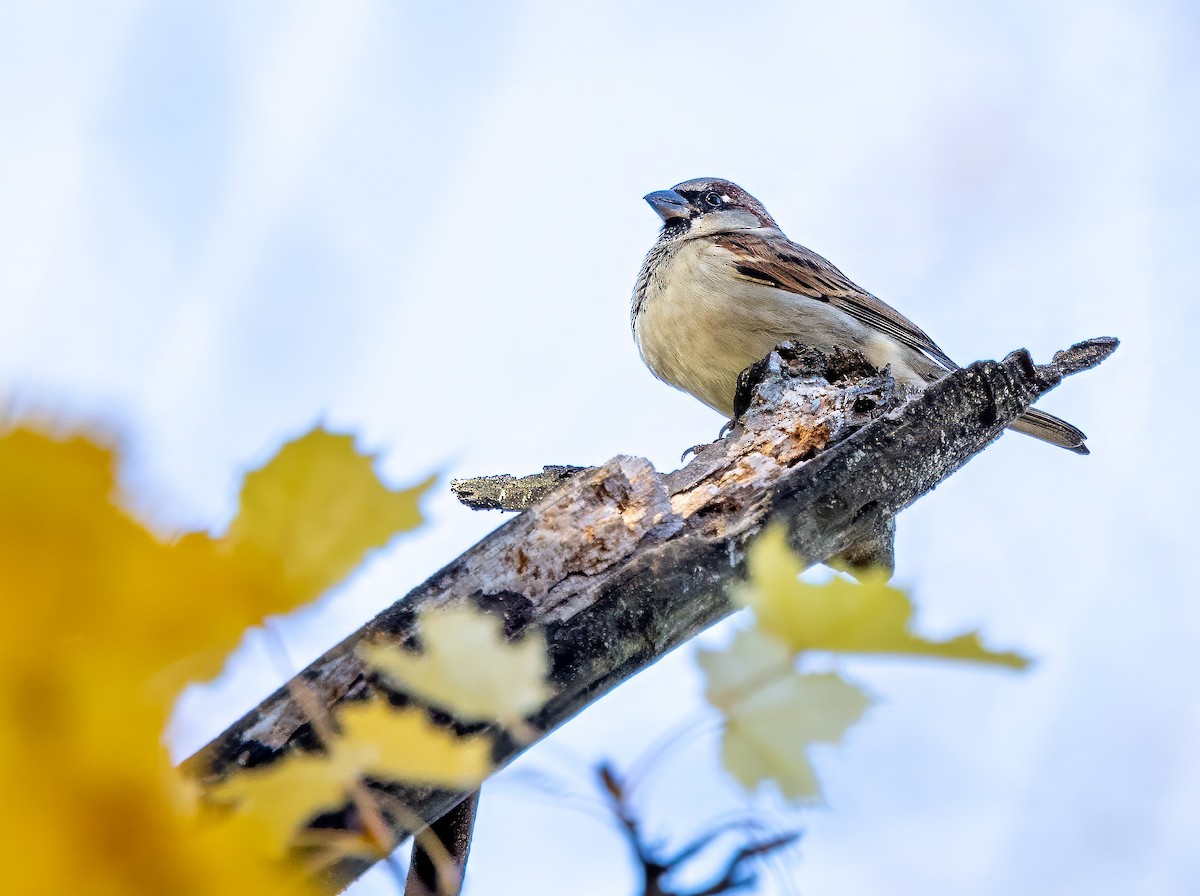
680,418,741,463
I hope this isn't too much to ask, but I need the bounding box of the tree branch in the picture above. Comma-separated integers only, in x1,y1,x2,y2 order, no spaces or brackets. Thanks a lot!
402,789,480,896
451,466,589,512
181,337,1117,893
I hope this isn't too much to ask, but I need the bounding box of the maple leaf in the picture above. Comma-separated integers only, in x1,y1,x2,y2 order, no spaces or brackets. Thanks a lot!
213,698,491,854
0,423,317,894
360,603,553,728
224,428,433,612
732,524,1028,668
1,419,433,893
699,629,870,801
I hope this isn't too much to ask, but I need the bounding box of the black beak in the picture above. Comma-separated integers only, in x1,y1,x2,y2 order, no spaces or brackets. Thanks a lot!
644,189,692,223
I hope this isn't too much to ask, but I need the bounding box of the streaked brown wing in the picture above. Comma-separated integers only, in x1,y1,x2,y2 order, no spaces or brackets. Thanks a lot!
716,231,958,371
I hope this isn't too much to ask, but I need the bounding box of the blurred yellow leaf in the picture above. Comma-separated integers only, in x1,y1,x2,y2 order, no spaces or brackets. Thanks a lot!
0,424,316,894
699,629,870,801
1,419,431,893
699,524,1030,802
696,627,792,708
225,428,433,610
360,604,552,727
733,524,1028,668
214,698,491,854
337,697,491,789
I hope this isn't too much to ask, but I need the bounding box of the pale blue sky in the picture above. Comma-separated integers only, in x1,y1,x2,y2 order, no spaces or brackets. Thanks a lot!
2,2,1198,894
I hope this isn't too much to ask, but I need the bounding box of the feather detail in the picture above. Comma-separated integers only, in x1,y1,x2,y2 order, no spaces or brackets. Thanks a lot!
1009,408,1089,454
718,232,958,371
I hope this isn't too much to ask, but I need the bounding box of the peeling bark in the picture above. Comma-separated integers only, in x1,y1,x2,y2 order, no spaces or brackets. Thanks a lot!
181,337,1117,894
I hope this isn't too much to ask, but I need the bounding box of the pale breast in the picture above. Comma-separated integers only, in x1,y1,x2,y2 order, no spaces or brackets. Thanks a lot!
633,238,937,416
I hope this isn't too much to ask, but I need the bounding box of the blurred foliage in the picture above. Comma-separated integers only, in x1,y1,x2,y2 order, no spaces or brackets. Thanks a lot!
360,603,553,729
212,696,492,858
700,523,1028,801
0,417,1029,894
0,421,432,893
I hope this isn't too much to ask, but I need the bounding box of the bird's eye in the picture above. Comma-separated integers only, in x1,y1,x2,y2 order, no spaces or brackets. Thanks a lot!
703,191,723,208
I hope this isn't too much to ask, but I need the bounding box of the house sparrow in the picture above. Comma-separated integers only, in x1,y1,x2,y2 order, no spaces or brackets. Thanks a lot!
632,177,1088,454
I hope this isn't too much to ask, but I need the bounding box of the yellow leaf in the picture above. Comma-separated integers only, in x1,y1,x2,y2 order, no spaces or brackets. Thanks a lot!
696,627,793,708
213,699,491,854
733,524,1028,668
699,629,870,801
338,697,492,789
210,753,358,856
224,428,433,610
360,604,552,727
0,425,311,893
0,419,430,894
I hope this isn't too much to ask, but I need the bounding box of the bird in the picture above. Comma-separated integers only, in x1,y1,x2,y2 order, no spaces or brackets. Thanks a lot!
631,177,1089,454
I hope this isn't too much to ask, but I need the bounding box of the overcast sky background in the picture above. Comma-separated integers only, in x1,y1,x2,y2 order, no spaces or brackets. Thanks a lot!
3,2,1199,894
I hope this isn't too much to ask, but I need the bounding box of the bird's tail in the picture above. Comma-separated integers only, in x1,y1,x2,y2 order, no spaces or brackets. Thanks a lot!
1009,408,1089,455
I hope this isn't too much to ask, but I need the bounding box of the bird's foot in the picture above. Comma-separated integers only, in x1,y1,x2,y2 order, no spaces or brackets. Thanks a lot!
681,423,738,464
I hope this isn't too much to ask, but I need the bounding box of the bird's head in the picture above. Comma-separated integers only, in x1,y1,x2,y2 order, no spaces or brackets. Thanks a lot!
643,178,778,236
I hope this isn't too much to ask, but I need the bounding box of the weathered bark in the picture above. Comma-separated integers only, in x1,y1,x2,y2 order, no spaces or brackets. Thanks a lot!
451,466,588,511
181,337,1117,893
